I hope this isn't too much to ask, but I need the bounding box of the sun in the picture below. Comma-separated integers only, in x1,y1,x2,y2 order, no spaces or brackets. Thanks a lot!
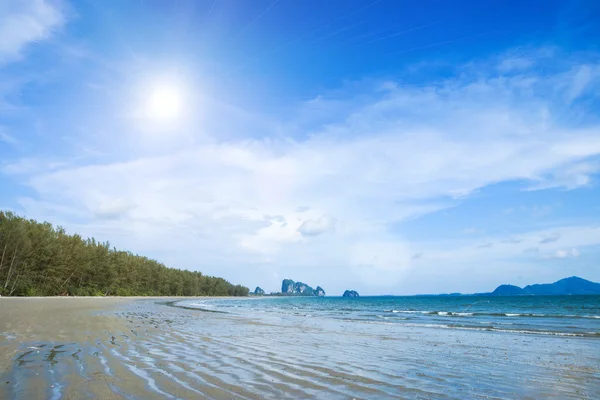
145,84,183,122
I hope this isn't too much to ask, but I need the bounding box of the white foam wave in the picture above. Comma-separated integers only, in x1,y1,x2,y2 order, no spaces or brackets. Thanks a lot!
389,310,428,314
400,323,586,337
185,302,215,308
387,310,599,319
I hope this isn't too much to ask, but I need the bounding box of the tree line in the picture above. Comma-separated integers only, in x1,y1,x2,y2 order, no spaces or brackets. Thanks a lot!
0,211,249,297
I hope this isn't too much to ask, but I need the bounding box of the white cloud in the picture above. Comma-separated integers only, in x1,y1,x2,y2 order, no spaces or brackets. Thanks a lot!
406,226,599,292
298,216,335,236
411,227,596,263
0,0,65,64
566,65,594,102
549,248,580,259
539,232,561,244
571,248,580,257
527,161,600,191
350,241,412,286
2,158,68,175
0,128,17,145
4,48,600,293
94,199,137,220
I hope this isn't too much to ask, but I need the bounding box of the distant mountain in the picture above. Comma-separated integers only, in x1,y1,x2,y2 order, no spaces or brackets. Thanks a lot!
342,290,359,297
281,279,325,296
492,284,527,296
524,276,600,295
491,277,600,296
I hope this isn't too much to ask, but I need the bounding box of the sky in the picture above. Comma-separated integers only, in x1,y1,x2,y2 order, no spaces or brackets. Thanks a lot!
1,0,600,295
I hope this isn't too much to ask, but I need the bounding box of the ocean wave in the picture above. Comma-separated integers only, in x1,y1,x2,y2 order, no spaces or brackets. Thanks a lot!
185,302,215,308
168,301,226,314
498,313,600,319
386,309,600,319
388,310,426,314
434,311,474,316
351,320,598,337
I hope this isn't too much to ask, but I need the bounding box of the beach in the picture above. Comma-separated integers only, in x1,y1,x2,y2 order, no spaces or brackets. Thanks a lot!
1,297,599,399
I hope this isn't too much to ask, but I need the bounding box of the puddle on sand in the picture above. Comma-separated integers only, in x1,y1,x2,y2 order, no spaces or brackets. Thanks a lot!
12,342,92,369
71,349,81,361
45,345,66,366
15,350,34,366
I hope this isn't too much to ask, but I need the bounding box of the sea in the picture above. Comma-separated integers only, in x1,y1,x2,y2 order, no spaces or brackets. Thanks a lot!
3,296,599,399
177,294,600,338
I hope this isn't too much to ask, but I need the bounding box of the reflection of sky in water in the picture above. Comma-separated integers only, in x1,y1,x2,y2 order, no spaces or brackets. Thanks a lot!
3,300,599,399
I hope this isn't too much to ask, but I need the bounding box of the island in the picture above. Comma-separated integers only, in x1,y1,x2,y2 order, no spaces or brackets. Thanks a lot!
251,280,326,296
414,276,600,297
490,276,600,296
281,279,325,296
491,285,526,296
342,290,359,297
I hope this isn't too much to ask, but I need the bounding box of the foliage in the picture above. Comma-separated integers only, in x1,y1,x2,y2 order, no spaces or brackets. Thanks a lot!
0,211,249,297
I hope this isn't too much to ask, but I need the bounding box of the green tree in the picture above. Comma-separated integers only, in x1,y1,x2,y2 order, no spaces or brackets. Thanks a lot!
0,211,249,297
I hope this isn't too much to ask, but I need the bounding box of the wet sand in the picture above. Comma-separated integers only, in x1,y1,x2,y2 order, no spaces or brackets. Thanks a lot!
1,298,599,399
0,297,136,399
0,297,251,399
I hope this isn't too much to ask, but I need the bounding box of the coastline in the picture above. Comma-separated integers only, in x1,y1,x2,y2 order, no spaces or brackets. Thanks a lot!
0,297,251,399
0,297,132,399
1,297,599,399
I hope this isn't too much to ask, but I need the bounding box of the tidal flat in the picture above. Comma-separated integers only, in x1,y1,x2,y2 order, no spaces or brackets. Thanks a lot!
1,297,599,399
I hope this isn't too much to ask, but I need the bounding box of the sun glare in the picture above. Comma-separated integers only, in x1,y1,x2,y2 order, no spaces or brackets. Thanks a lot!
145,84,183,122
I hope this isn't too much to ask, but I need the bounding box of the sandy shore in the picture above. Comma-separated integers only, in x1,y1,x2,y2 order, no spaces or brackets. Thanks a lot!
1,297,599,399
0,297,250,399
0,297,134,399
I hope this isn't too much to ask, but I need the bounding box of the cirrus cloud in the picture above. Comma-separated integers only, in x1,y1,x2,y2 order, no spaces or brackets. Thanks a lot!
0,0,65,64
4,48,600,293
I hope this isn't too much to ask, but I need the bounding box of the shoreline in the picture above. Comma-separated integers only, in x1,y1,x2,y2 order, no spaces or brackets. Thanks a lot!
1,297,599,399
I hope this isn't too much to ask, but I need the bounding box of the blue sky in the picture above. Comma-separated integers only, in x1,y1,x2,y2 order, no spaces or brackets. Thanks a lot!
1,0,600,295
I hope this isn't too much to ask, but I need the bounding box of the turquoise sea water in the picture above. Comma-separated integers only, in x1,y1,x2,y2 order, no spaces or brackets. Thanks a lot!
179,295,600,337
